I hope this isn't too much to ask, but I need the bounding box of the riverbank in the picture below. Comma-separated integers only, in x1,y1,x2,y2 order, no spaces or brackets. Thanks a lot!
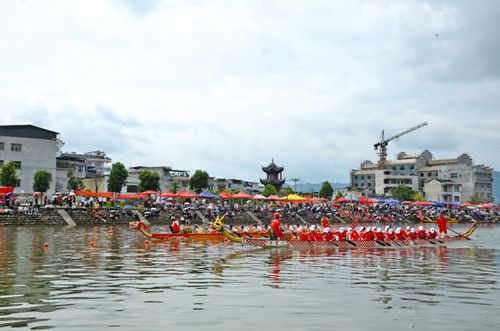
0,208,498,226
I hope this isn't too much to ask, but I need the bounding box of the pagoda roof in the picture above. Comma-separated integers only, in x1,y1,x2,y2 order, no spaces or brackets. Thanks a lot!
262,159,284,173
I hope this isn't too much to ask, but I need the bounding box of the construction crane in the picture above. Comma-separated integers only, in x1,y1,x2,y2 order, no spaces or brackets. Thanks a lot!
374,121,428,169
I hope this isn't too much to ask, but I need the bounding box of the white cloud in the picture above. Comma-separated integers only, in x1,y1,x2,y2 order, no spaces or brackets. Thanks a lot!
1,0,499,183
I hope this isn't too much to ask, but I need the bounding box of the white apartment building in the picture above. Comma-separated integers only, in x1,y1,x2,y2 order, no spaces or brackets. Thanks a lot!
0,125,63,195
351,150,494,202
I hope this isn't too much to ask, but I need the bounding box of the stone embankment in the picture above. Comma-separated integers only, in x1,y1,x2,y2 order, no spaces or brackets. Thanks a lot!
0,208,313,226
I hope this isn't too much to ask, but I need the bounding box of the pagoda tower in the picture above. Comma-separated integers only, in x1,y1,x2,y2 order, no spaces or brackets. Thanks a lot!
260,159,285,191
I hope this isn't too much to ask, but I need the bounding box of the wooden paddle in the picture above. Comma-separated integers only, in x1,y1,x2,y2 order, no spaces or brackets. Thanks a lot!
448,228,470,240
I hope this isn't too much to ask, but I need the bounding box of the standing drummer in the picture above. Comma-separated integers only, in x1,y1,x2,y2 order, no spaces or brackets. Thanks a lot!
437,213,448,237
270,212,283,240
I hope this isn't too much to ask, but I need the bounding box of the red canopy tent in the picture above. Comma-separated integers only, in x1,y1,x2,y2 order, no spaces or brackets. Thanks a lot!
402,200,413,205
332,196,349,203
461,202,475,207
161,191,178,198
0,187,14,196
358,197,378,204
231,191,253,199
176,190,198,199
411,201,431,206
117,193,149,199
267,195,281,201
141,190,159,195
75,190,114,198
219,191,233,199
253,194,269,200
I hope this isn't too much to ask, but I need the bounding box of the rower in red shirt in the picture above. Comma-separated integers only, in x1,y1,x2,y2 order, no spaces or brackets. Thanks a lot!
428,228,438,239
408,228,417,240
386,229,396,241
417,225,428,240
170,216,180,234
401,226,410,238
349,227,361,240
298,227,309,241
321,217,331,229
323,227,334,241
374,228,385,241
363,227,375,241
394,227,405,240
313,227,325,241
270,212,283,240
337,227,347,241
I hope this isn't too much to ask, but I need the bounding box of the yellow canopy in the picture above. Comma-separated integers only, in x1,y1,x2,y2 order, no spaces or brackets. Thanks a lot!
280,194,307,201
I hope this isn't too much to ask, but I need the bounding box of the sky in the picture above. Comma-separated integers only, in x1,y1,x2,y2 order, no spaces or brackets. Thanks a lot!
1,0,499,184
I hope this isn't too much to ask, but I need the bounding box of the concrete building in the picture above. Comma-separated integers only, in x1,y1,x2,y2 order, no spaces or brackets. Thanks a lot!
123,166,190,193
56,151,111,192
0,125,63,195
351,150,494,202
208,177,262,194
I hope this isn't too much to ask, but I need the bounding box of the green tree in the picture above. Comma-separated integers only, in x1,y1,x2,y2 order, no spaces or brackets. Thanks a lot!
319,181,334,199
0,161,19,187
280,187,294,196
335,191,345,199
391,184,416,201
189,170,209,193
67,171,85,191
413,192,425,201
138,170,160,192
468,194,482,205
33,170,52,194
262,184,277,197
108,162,128,193
169,180,180,193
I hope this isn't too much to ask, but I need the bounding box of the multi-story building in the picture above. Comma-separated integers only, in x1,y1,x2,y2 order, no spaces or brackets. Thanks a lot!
56,150,111,191
351,150,494,202
208,177,261,194
123,166,190,193
0,125,63,195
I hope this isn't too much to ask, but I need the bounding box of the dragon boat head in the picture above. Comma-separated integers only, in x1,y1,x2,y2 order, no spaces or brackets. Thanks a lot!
211,216,225,233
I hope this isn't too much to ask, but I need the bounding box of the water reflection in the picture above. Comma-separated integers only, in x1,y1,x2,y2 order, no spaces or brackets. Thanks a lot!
0,225,498,330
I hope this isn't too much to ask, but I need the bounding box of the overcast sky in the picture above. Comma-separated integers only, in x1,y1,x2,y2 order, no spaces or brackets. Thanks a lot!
1,0,499,183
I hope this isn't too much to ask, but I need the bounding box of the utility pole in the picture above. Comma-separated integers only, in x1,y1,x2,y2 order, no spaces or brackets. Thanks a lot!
290,178,300,192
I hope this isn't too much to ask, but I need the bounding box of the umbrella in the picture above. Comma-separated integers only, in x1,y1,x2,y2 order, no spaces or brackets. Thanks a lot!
199,191,221,200
161,191,178,198
280,194,306,201
267,195,281,201
411,201,431,206
124,205,132,209
176,190,198,199
379,198,400,204
141,190,159,195
252,194,269,200
219,191,233,199
231,191,254,199
461,202,475,207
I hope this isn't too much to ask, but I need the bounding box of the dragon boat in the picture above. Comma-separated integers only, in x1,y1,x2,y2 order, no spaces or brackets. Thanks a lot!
135,222,264,240
212,217,478,248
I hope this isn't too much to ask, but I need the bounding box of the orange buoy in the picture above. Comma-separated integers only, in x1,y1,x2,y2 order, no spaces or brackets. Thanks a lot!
43,242,49,248
89,241,95,247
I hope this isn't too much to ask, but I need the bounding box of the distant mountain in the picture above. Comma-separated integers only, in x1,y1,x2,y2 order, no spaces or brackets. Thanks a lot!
493,171,500,203
284,182,349,193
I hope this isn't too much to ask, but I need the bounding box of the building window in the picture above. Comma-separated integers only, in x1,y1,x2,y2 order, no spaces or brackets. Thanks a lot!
400,166,405,170
367,175,371,179
0,160,3,166
11,143,22,152
392,167,396,171
361,176,364,180
451,173,458,178
367,183,371,187
13,161,21,169
410,165,414,170
14,179,21,187
0,142,4,150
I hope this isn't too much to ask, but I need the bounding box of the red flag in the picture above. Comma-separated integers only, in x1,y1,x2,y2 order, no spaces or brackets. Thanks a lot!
418,210,424,222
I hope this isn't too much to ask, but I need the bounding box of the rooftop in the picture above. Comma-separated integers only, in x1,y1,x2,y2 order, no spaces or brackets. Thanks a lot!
0,124,59,140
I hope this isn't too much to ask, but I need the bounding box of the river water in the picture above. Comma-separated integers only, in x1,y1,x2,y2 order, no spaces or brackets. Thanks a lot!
0,223,498,331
